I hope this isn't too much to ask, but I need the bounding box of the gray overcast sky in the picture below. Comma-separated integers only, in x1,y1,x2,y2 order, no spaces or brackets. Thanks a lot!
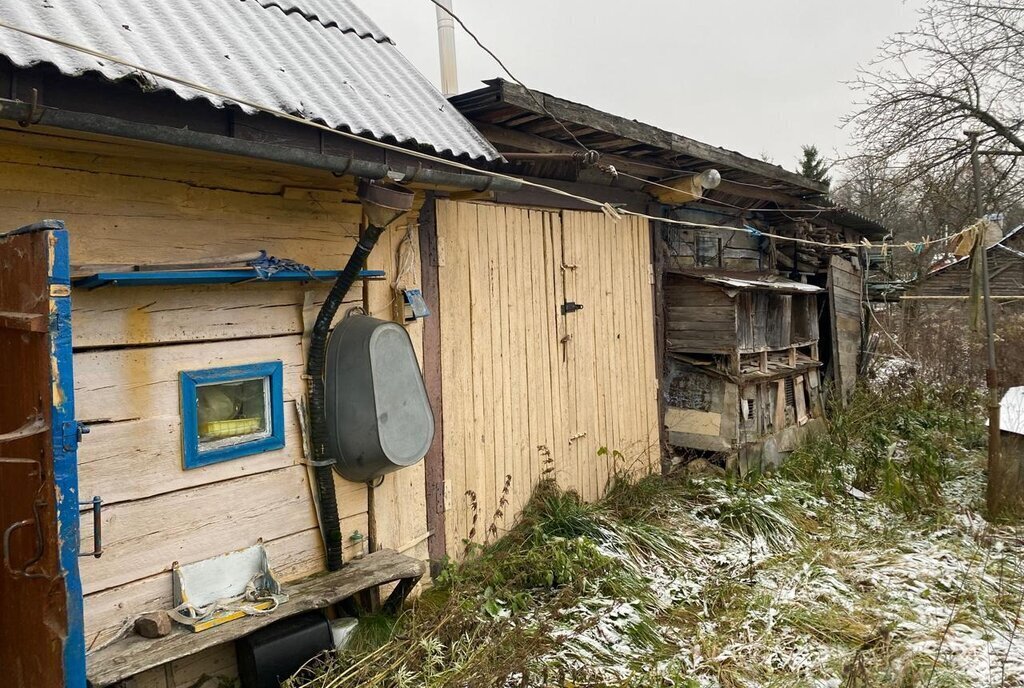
359,1,925,169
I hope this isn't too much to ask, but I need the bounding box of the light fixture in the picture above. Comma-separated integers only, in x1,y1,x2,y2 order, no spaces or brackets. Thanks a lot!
698,169,722,190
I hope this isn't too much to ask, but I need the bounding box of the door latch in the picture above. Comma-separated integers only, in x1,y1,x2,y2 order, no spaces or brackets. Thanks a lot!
561,301,584,315
61,421,89,452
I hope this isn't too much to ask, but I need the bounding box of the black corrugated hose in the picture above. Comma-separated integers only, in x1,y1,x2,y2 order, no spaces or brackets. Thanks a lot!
307,224,386,571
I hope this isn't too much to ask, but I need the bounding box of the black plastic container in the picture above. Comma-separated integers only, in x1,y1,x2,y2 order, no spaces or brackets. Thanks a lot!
236,612,332,688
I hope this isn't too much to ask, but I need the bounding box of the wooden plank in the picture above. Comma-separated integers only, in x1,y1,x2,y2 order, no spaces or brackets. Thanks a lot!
71,282,361,349
0,309,46,332
664,408,721,436
516,206,540,518
530,208,557,510
79,465,319,595
437,199,471,556
86,549,425,687
509,207,532,507
74,335,305,423
562,211,583,495
79,405,302,506
545,211,571,494
84,525,330,651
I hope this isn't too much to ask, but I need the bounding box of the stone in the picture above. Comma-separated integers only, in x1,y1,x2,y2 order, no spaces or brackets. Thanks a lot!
134,612,172,638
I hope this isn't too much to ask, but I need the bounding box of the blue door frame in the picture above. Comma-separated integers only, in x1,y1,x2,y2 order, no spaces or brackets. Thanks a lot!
49,221,87,688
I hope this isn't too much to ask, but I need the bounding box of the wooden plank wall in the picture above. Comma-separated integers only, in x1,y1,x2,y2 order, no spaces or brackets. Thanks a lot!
663,276,736,353
0,126,428,687
828,256,863,403
435,201,659,558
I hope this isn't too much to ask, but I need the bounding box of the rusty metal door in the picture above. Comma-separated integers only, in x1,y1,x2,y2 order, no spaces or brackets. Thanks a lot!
0,221,86,688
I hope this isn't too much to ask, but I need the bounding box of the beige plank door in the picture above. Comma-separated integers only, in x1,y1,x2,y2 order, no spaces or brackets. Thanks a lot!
561,211,659,502
827,255,863,405
435,201,658,557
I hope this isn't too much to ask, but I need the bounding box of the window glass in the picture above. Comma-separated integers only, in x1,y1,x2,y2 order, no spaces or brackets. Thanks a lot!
196,378,270,445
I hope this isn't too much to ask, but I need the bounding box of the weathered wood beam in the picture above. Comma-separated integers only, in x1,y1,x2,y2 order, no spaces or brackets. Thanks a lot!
495,81,828,194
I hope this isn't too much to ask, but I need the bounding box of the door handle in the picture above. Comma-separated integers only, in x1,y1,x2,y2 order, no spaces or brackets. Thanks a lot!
79,496,103,558
2,499,47,579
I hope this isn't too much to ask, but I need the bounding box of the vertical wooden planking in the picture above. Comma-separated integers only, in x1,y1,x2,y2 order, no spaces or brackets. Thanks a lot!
512,209,533,504
529,209,556,503
638,216,659,472
619,214,641,473
641,217,660,471
466,203,488,545
545,211,570,490
493,206,516,528
437,200,469,556
482,203,505,539
504,207,526,518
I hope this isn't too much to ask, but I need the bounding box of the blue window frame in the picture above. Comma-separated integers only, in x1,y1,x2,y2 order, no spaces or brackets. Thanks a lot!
180,362,285,469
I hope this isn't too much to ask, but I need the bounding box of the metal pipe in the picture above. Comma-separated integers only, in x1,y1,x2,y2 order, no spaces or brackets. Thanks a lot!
435,0,459,96
968,130,1004,517
0,98,521,193
499,151,601,166
395,164,518,191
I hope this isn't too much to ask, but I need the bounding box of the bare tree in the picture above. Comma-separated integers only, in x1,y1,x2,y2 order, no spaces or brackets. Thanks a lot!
847,0,1024,213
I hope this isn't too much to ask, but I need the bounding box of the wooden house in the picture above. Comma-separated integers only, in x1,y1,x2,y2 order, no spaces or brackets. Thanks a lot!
0,3,521,687
450,80,886,473
904,224,1024,315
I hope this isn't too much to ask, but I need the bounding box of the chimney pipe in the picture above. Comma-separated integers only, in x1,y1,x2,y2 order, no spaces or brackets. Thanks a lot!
435,0,458,96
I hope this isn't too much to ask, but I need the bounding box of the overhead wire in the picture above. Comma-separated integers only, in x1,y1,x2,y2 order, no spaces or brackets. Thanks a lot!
0,19,972,252
425,0,596,156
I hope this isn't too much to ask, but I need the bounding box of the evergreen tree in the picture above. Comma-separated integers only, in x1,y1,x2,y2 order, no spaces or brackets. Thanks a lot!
797,145,831,186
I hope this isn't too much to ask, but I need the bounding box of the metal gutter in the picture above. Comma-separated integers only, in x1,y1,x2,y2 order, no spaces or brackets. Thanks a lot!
0,98,520,193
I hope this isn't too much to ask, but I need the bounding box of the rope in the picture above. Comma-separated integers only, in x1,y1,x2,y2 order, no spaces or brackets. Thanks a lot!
247,250,319,280
0,19,971,253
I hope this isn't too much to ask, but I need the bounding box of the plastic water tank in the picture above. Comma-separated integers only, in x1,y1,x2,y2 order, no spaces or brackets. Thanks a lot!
325,314,434,482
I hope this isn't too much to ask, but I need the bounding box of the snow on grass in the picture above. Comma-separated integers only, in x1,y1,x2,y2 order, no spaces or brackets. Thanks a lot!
295,384,1024,688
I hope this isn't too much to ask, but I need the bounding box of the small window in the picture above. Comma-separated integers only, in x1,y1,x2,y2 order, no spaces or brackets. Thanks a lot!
180,362,285,469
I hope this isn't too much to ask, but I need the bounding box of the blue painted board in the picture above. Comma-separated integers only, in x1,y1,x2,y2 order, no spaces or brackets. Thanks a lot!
74,268,385,289
48,222,87,688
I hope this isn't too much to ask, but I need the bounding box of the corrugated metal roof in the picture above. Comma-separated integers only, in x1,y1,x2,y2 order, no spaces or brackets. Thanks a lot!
0,0,499,161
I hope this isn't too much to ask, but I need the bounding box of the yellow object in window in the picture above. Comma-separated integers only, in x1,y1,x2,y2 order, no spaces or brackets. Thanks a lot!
200,417,262,440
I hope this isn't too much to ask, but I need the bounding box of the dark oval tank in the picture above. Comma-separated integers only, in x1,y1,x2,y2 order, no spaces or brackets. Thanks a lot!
325,314,434,482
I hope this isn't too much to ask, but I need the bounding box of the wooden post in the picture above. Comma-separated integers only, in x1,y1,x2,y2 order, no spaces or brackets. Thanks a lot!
968,130,1006,516
418,193,448,569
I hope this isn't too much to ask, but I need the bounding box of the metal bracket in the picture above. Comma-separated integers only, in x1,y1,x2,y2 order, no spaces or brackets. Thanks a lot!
17,88,43,128
61,420,89,452
79,496,103,558
561,301,584,315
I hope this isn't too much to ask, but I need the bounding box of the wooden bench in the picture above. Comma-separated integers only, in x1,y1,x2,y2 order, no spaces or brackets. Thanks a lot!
86,549,425,687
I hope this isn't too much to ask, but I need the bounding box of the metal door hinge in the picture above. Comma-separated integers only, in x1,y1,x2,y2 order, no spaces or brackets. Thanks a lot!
61,421,89,451
561,301,584,315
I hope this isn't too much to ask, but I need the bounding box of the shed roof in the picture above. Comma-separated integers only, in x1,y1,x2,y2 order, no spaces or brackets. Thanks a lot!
926,223,1024,276
451,79,886,238
671,270,823,294
0,0,499,161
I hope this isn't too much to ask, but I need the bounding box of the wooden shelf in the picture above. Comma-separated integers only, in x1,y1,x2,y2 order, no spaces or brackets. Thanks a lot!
86,549,425,687
73,268,386,289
